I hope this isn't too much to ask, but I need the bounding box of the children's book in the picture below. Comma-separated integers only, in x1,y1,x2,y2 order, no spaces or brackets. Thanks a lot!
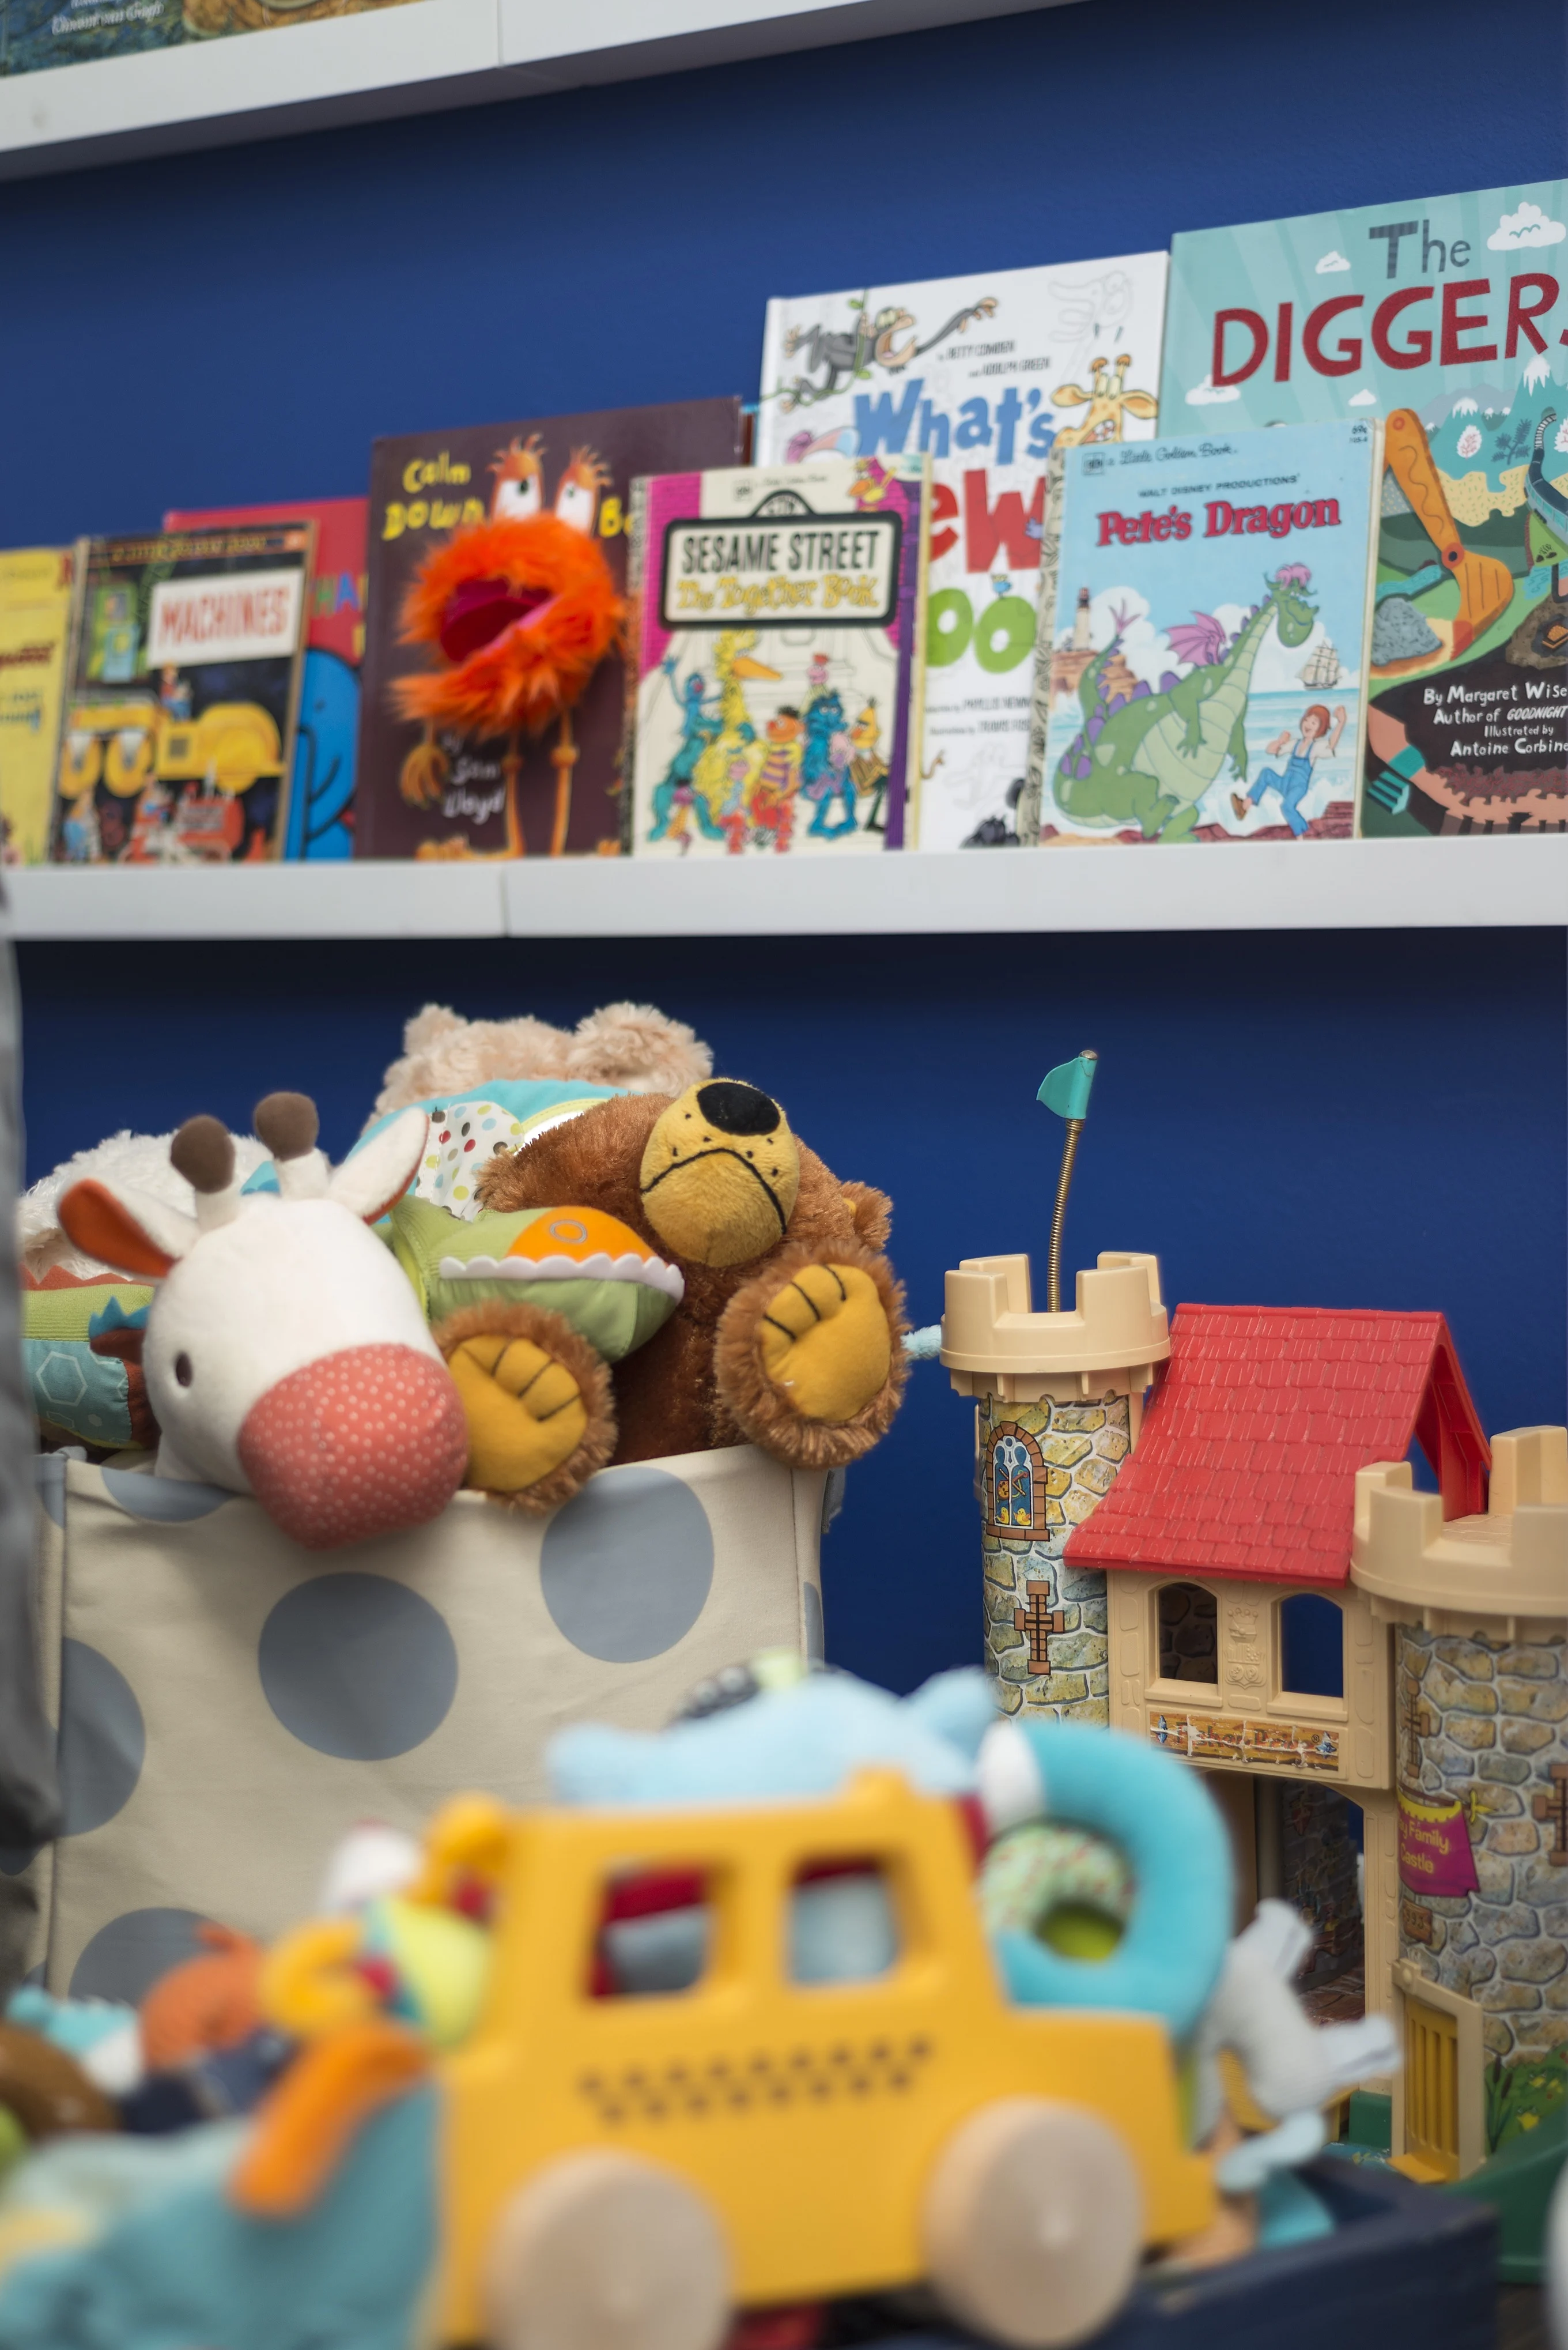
0,548,73,866
50,524,313,866
755,254,1169,849
1162,180,1567,833
356,400,745,861
1039,421,1378,843
2,0,415,73
628,457,928,859
164,497,367,860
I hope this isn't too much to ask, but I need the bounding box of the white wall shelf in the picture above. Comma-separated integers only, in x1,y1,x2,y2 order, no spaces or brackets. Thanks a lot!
0,0,1070,179
6,836,1565,942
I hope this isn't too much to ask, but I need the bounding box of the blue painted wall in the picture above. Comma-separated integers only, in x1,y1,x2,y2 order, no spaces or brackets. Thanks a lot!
4,0,1565,1689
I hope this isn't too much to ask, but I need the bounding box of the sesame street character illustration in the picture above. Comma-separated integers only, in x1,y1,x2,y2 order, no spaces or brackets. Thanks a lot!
851,700,890,833
801,685,854,836
394,444,623,860
726,708,803,854
689,630,776,829
648,664,724,849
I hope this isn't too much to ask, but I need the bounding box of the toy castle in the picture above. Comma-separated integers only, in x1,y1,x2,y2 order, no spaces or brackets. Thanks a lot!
942,1246,1566,2187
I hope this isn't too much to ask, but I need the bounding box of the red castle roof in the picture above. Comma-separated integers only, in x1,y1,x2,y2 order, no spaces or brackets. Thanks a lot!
1064,1304,1489,1587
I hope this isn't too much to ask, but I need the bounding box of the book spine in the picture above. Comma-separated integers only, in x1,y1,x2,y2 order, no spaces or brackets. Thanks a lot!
618,473,652,857
46,542,91,868
1021,444,1067,848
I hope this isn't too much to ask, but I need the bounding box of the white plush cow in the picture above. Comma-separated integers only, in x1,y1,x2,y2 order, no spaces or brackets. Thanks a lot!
58,1093,467,1551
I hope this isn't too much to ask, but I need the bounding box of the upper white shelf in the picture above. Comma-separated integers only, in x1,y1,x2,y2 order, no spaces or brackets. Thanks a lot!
0,0,1065,179
6,836,1565,942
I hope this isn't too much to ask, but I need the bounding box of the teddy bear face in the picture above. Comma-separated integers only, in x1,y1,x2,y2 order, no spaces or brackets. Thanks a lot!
637,1082,802,1268
474,1090,866,1280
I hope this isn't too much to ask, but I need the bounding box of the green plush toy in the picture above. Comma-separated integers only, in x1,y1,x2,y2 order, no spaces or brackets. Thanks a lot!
384,1197,685,1510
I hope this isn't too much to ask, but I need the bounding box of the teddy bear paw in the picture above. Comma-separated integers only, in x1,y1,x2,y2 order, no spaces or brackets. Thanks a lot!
757,1262,892,1424
434,1304,615,1512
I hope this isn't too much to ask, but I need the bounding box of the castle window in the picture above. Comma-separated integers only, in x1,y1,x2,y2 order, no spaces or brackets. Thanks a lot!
1157,1583,1218,1685
993,1434,1034,1530
1279,1593,1344,1700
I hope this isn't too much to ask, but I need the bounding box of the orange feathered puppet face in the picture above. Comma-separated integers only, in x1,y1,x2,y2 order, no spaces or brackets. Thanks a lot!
394,512,625,737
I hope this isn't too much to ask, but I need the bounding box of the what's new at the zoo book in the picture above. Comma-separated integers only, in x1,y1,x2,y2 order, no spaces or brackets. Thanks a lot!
1038,421,1378,843
628,458,928,859
1162,178,1568,834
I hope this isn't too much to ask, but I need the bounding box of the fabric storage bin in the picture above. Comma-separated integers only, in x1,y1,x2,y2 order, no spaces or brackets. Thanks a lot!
14,1446,828,2001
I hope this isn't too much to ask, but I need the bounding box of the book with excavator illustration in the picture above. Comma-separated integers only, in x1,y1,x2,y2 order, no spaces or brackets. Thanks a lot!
1039,421,1379,843
356,400,745,861
628,456,929,857
755,254,1169,848
1163,180,1568,833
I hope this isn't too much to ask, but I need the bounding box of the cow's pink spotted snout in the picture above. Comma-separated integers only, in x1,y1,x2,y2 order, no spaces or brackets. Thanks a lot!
237,1344,468,1550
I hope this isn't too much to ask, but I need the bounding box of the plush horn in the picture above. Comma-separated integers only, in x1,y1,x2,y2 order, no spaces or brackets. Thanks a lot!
171,1116,241,1232
254,1093,319,1162
170,1116,235,1196
255,1092,329,1201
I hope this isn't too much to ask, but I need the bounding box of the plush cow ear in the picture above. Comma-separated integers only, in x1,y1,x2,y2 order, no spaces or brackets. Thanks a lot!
58,1179,198,1280
326,1107,428,1225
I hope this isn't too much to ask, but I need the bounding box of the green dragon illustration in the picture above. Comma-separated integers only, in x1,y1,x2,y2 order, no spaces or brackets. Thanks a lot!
1053,565,1319,839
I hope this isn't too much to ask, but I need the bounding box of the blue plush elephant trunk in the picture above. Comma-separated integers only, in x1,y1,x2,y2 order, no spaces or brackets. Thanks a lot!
981,1718,1233,2042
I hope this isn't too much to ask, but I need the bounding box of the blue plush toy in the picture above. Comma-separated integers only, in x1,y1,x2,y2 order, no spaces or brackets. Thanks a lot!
550,1659,1233,2039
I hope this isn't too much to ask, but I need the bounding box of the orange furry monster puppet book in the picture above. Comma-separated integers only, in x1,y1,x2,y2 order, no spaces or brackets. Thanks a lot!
356,401,745,860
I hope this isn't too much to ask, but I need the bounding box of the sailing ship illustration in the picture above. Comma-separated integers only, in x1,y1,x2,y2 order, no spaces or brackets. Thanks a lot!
1298,639,1343,688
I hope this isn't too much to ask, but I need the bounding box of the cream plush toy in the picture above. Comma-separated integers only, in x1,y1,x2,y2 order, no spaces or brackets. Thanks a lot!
21,1001,713,1282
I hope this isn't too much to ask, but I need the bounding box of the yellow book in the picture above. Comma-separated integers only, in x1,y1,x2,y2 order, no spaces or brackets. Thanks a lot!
0,549,73,866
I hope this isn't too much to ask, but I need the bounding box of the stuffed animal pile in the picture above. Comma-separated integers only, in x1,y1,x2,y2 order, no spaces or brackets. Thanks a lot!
23,999,909,1532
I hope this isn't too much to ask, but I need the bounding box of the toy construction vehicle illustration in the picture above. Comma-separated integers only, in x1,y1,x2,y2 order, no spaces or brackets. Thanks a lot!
56,693,284,862
1371,410,1513,680
249,1768,1215,2350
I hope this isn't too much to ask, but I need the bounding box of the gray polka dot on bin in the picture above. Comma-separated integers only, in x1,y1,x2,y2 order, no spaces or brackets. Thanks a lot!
70,1906,214,2004
102,1466,231,1522
59,1639,145,1838
258,1573,458,1760
540,1467,713,1662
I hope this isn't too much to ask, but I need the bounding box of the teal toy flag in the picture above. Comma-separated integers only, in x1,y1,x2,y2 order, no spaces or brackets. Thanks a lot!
1037,1053,1098,1123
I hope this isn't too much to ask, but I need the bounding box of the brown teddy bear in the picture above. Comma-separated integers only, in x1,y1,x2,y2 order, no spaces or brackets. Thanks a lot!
434,1077,907,1508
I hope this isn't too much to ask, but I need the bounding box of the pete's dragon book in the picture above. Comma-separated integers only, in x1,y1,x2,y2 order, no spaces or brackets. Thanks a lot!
628,457,928,859
1162,181,1567,833
756,254,1168,848
50,525,313,866
356,400,745,860
165,496,367,860
1040,422,1378,842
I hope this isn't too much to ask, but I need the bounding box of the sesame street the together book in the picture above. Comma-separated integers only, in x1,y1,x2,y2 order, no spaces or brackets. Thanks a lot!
1038,421,1378,843
628,456,929,858
755,254,1168,848
1162,180,1568,833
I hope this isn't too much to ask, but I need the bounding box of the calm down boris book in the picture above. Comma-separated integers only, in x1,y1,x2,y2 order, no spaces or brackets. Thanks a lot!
1163,179,1567,834
49,525,314,866
628,457,928,859
357,400,745,861
755,254,1169,849
1040,421,1378,843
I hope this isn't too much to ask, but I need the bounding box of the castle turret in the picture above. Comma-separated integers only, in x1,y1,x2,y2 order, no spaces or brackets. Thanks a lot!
1071,585,1092,652
1350,1425,1567,2181
942,1250,1169,1722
